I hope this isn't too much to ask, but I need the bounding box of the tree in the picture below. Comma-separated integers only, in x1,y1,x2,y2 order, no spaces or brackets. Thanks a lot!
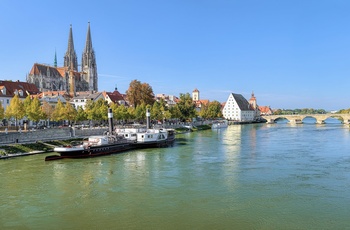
75,106,87,122
64,102,77,125
51,99,66,124
205,100,222,119
0,101,4,123
4,94,25,127
175,93,197,121
169,105,182,119
41,101,54,123
126,80,155,107
23,95,32,118
85,99,108,123
27,97,46,123
134,103,147,122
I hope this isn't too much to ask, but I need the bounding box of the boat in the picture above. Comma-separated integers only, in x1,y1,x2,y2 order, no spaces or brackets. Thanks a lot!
116,127,175,148
45,108,175,161
45,135,133,161
45,108,133,161
211,120,228,129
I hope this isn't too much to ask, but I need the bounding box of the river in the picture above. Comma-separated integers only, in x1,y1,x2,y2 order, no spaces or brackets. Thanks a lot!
1,122,350,229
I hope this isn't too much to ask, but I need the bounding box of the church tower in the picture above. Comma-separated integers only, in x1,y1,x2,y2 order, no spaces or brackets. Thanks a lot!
192,88,199,102
64,25,78,71
82,22,98,92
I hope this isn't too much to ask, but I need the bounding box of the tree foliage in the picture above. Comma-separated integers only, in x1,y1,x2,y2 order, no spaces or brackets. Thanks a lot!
199,100,223,119
27,97,46,122
0,101,4,121
75,106,87,122
51,99,65,122
126,80,155,107
64,102,77,124
41,101,54,121
174,93,197,121
4,94,25,125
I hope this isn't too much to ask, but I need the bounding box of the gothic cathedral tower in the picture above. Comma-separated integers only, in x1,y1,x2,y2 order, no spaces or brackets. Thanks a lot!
82,22,98,92
64,25,78,71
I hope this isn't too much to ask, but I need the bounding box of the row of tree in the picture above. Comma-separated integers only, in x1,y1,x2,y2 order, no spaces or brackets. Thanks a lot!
0,80,223,127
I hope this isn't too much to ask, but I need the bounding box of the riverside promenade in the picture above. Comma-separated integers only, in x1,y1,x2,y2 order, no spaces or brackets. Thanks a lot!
0,120,211,145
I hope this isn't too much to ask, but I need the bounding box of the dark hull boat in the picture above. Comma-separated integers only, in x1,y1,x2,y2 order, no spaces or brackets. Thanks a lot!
45,108,176,161
45,136,134,161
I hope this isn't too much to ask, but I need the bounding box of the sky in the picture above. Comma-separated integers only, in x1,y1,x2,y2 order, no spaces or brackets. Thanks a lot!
1,0,350,111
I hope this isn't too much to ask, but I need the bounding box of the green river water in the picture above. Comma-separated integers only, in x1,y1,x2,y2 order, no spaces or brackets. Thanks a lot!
1,123,350,229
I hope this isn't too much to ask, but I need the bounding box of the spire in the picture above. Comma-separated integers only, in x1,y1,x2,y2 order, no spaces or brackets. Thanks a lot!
64,24,78,71
84,22,93,53
54,49,57,67
67,24,75,53
82,22,98,92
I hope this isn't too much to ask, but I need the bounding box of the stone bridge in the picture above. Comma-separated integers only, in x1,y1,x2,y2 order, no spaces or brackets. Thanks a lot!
261,114,350,124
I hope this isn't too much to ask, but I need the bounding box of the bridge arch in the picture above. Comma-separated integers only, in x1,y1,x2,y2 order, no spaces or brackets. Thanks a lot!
261,114,350,125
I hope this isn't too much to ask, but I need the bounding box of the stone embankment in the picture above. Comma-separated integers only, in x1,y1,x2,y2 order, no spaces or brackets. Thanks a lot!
0,127,108,145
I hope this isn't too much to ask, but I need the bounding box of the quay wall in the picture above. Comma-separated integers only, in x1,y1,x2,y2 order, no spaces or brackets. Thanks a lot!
0,128,108,145
0,120,212,145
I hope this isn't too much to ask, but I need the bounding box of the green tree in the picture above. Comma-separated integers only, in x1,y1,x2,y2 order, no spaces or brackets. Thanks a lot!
64,102,77,125
75,106,87,122
23,95,32,118
27,97,45,122
85,99,108,122
134,103,147,122
175,93,197,121
0,101,4,121
151,101,162,121
51,100,66,124
169,105,182,119
4,94,25,127
206,100,223,119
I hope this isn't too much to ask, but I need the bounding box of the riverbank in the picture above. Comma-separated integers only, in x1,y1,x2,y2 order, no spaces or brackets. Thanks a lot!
0,125,212,160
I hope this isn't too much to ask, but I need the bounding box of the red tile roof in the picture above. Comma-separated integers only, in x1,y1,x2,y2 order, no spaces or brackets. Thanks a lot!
0,80,40,98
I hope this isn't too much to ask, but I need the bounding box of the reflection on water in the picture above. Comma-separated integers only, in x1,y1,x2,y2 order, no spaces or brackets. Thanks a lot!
1,123,350,229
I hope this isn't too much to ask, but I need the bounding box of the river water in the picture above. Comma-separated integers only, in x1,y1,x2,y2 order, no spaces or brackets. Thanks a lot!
1,122,350,229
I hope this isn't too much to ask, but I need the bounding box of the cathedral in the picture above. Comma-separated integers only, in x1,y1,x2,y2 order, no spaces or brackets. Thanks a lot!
27,23,98,94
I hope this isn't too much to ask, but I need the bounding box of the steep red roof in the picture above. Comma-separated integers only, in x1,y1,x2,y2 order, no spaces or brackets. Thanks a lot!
103,90,125,104
30,63,64,77
259,106,273,114
0,80,40,98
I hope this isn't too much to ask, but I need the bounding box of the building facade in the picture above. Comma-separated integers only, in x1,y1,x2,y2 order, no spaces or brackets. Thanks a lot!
222,93,255,121
27,23,97,94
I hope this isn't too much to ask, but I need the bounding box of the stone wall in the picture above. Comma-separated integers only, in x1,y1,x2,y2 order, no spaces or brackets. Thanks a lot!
0,127,108,144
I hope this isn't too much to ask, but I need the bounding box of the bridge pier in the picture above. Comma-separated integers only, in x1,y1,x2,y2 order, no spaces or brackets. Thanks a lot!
266,119,275,124
290,119,302,124
316,119,325,124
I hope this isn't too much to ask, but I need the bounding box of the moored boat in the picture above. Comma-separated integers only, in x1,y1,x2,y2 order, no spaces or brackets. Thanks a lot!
116,127,175,148
211,120,228,129
45,108,133,161
45,135,133,161
45,108,175,161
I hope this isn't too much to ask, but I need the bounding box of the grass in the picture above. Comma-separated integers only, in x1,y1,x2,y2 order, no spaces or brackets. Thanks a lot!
0,138,83,155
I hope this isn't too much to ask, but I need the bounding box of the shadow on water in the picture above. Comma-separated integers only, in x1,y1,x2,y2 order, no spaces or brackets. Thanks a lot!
174,137,189,145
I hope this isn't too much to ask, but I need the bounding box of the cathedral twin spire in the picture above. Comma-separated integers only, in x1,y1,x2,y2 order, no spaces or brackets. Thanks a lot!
64,25,78,71
64,23,98,92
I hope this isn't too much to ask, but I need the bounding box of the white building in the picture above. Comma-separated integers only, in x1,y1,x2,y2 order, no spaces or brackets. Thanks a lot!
222,93,255,122
70,91,104,109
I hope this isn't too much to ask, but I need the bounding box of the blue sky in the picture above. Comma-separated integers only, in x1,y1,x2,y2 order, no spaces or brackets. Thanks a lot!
1,0,350,111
